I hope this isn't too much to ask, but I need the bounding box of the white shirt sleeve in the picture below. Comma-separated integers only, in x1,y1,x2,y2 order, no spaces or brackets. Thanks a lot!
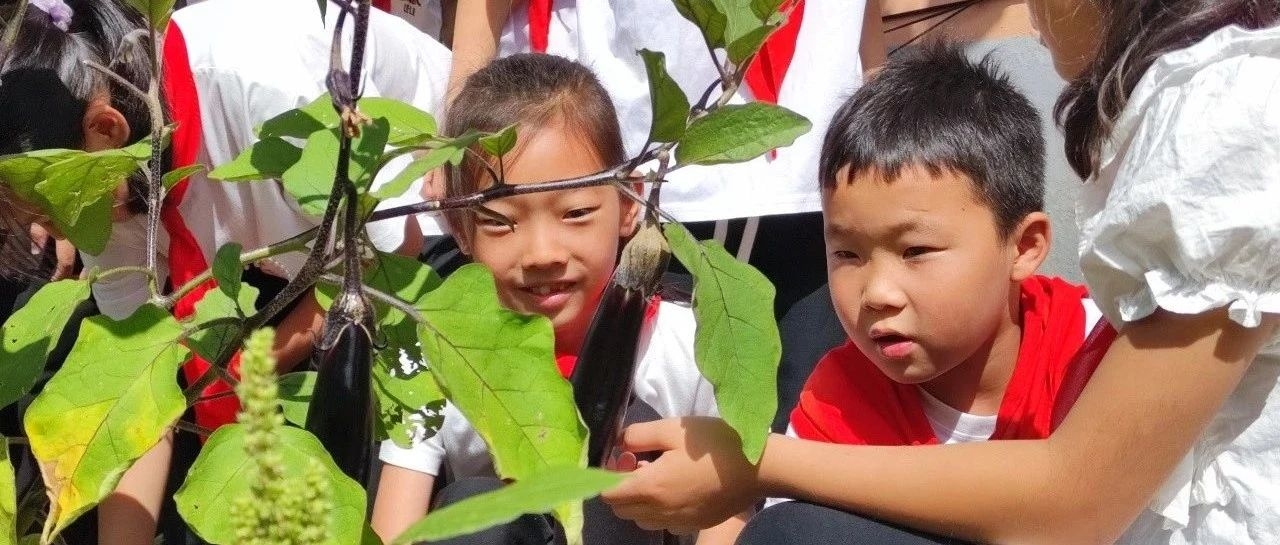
1078,31,1280,332
378,409,449,476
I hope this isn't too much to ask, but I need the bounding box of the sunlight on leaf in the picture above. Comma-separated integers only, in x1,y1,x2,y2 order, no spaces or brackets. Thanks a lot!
392,467,622,545
0,280,91,409
639,50,691,143
675,103,810,166
24,305,190,540
664,225,779,462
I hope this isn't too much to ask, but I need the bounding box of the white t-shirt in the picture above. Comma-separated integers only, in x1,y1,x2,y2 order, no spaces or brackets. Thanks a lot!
379,300,719,479
495,1,865,222
82,0,451,319
1075,24,1280,545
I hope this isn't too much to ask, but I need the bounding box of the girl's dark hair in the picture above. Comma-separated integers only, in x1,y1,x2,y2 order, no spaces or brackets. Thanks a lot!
443,53,625,235
0,0,153,278
1056,0,1280,178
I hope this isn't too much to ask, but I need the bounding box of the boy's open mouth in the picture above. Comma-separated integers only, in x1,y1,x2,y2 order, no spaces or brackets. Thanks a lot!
870,331,916,359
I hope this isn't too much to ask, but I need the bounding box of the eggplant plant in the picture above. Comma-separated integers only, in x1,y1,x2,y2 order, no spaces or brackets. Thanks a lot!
0,0,803,543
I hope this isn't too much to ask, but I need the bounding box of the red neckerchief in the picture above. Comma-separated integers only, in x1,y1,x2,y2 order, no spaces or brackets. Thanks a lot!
554,298,661,378
791,276,1097,445
162,21,245,432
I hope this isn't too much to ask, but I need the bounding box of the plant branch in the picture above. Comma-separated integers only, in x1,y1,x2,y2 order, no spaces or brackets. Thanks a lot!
82,60,150,107
367,160,653,223
162,228,316,307
175,420,214,438
91,266,155,283
319,273,424,323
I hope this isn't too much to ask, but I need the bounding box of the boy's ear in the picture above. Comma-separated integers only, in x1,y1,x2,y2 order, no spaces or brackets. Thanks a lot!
81,97,131,152
1009,211,1051,282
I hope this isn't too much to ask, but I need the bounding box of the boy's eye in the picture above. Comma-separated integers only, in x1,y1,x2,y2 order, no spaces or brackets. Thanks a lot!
832,250,861,262
903,246,938,259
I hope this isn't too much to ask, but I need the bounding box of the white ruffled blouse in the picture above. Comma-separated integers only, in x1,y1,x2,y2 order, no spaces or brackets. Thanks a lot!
1076,24,1280,545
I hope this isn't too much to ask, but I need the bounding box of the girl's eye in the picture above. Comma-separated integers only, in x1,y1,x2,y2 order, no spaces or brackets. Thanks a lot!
564,207,597,220
476,216,512,230
903,246,938,259
832,250,861,262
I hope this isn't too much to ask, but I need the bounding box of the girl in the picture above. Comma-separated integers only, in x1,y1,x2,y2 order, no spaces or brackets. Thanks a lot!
2,0,450,542
599,1,1280,544
370,53,747,545
432,0,874,317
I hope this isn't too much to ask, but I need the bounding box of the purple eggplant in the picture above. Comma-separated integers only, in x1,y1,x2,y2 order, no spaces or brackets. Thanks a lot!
305,290,376,486
571,222,670,466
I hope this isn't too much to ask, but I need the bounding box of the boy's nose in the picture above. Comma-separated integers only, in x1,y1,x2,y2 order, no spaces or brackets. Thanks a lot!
861,267,907,312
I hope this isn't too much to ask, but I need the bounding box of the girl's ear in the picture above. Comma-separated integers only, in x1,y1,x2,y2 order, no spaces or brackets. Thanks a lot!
81,97,131,152
1008,211,1051,282
618,180,643,238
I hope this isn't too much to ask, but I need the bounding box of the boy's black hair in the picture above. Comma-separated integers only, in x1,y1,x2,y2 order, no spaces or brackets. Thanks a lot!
819,43,1044,236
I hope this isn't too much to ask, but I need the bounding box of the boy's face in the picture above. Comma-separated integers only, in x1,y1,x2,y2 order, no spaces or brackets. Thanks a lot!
467,123,638,353
823,165,1022,385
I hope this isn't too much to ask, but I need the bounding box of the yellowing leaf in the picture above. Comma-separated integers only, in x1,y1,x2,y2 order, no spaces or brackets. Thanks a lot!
24,305,190,541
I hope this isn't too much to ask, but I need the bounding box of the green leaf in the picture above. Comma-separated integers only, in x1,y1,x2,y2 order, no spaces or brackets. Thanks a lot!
478,125,518,158
370,146,454,200
392,466,622,545
126,0,176,30
673,0,727,49
751,0,787,20
726,24,774,64
258,95,337,140
663,224,779,462
0,280,91,409
212,243,243,300
717,0,775,63
639,50,691,143
360,98,439,146
0,149,78,202
280,130,341,216
207,137,304,182
351,118,392,192
24,305,190,539
161,164,206,189
186,284,259,365
32,140,154,254
281,118,390,215
175,425,366,545
675,103,810,166
375,354,445,448
278,371,316,426
416,265,586,481
0,436,16,545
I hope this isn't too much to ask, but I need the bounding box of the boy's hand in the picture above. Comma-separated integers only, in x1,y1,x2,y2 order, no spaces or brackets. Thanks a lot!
601,417,764,533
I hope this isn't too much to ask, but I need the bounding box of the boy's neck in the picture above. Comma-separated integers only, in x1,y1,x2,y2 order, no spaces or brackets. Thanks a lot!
918,287,1024,416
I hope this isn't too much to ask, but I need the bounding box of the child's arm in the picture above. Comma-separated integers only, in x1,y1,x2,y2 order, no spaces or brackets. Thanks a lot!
447,0,517,101
604,308,1278,544
859,0,886,75
695,511,750,545
371,464,437,542
98,433,173,545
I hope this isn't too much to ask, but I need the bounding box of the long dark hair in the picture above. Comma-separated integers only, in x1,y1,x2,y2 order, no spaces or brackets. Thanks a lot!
0,0,153,278
1056,0,1280,178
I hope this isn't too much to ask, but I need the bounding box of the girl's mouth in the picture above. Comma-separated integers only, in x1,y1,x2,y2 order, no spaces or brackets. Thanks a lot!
519,282,576,313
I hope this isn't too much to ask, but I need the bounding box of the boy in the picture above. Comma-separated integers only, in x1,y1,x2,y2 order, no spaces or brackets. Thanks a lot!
602,44,1112,544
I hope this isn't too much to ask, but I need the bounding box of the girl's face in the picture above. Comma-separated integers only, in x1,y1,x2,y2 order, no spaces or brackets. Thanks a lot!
1026,0,1104,79
466,121,638,354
